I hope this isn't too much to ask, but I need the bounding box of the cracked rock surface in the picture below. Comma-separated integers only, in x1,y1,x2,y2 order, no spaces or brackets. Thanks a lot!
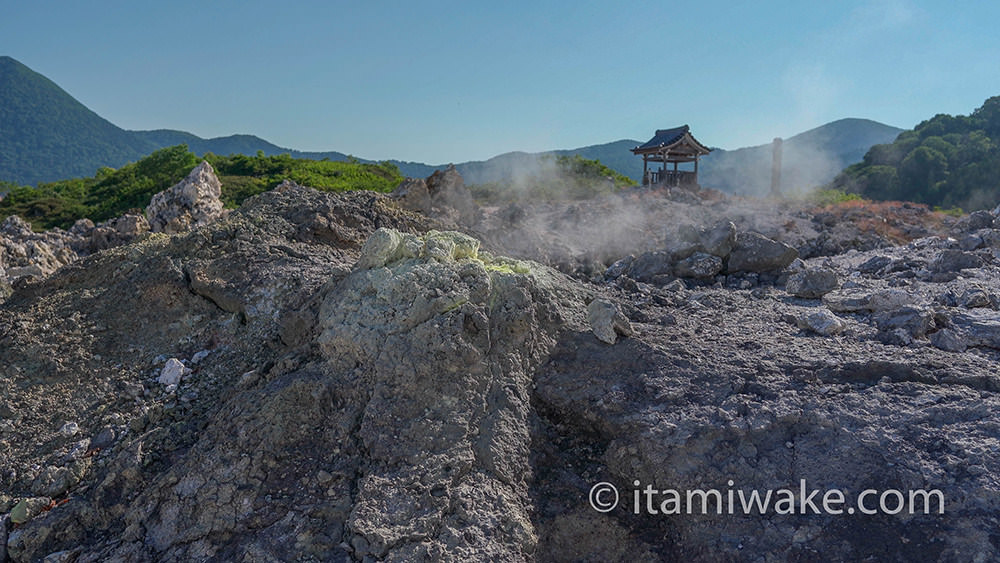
2,182,1000,562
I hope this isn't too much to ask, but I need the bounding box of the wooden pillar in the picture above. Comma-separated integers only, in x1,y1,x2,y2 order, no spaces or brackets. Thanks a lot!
694,155,699,181
643,155,648,186
770,137,783,197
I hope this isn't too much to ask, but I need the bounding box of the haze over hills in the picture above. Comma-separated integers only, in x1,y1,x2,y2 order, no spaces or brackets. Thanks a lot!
1,55,901,193
698,118,905,195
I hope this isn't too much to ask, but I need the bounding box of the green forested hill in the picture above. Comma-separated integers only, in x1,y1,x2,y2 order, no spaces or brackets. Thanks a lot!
0,57,356,185
0,56,154,185
831,96,1000,210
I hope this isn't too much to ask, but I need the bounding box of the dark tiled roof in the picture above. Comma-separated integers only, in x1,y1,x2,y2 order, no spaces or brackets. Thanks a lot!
634,125,689,151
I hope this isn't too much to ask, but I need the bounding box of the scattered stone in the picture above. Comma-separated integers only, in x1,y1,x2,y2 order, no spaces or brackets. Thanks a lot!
950,310,1000,349
857,255,892,274
628,251,673,282
31,461,88,498
879,327,915,346
699,221,737,258
157,358,187,386
727,232,798,273
785,268,839,298
874,306,934,339
9,497,51,525
604,255,634,280
960,287,992,309
587,299,633,344
58,422,79,437
190,349,212,365
959,233,984,251
823,288,915,313
91,426,116,450
930,328,967,352
796,309,846,336
963,210,995,232
662,279,687,292
673,252,723,279
930,249,983,273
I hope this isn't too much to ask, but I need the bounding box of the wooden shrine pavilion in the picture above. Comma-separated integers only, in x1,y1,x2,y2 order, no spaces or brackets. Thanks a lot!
631,125,711,187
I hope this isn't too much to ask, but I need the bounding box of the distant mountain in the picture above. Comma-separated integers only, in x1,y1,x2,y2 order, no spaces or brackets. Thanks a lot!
428,140,641,186
698,118,906,195
1,56,902,195
407,120,902,194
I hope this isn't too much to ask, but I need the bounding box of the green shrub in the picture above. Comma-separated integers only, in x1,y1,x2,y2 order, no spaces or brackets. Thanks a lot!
809,188,864,206
0,145,404,230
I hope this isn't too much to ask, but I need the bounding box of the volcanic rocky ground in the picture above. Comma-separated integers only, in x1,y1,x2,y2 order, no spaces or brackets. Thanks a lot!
1,164,1000,562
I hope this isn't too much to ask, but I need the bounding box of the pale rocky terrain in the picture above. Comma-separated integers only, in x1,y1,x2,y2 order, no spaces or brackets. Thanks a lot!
2,165,1000,562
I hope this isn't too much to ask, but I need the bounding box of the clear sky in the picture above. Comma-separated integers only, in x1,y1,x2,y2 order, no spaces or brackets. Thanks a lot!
4,1,1000,163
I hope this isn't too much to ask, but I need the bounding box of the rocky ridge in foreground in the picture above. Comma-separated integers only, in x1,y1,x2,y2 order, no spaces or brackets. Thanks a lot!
1,171,999,561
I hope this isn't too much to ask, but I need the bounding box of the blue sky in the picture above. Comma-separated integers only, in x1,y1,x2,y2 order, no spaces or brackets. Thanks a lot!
4,1,1000,163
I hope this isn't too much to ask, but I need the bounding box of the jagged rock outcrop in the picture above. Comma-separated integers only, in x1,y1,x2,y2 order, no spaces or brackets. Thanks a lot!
0,216,78,281
146,161,225,234
0,212,152,287
391,165,480,226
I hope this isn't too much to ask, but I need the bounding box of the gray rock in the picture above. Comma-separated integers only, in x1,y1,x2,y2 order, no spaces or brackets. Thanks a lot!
91,426,116,450
823,288,915,313
874,306,934,339
951,310,1000,349
964,210,995,232
673,252,723,279
960,287,992,309
959,233,984,251
930,328,967,352
604,255,633,280
930,249,983,273
69,218,95,237
796,309,846,336
700,221,737,258
980,230,1000,248
30,461,89,498
59,421,79,437
785,268,839,298
146,161,225,234
727,231,798,273
391,165,480,225
857,255,892,274
587,299,633,344
6,264,45,280
1,514,7,563
628,251,673,282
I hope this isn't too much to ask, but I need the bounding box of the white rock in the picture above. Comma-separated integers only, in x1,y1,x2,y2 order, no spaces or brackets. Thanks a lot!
146,161,224,234
158,358,187,386
58,422,79,437
797,309,847,336
588,299,633,344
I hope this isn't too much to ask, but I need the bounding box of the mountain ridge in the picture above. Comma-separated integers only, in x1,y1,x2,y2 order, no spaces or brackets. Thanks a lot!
1,55,901,193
